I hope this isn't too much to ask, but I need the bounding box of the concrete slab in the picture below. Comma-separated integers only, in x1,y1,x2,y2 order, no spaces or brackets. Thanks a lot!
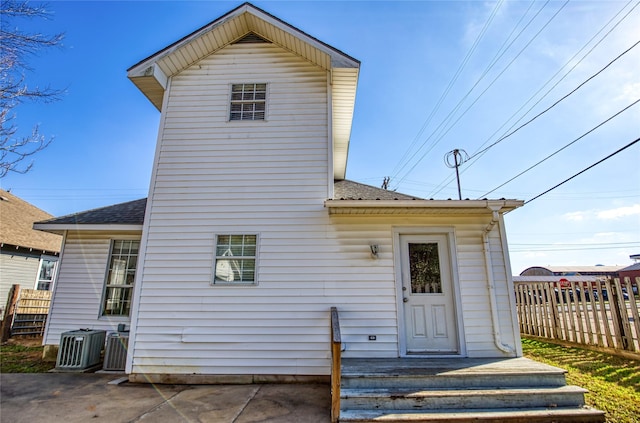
0,373,330,423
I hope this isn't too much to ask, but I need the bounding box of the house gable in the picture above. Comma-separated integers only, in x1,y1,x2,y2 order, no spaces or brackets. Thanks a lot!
127,2,359,180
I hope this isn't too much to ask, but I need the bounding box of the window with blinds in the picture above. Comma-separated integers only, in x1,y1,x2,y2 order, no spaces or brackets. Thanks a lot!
102,240,139,316
213,234,258,284
230,83,266,121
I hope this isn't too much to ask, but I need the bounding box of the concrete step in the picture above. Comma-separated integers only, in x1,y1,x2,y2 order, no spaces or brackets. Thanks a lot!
341,372,567,390
339,406,605,423
341,358,568,390
338,358,603,422
340,385,588,411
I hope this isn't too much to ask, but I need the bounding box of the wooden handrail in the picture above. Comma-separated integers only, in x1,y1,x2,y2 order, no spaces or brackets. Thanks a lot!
330,307,341,423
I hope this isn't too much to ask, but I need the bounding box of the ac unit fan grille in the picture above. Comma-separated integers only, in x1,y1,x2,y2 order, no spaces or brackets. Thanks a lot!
56,329,106,370
103,333,129,371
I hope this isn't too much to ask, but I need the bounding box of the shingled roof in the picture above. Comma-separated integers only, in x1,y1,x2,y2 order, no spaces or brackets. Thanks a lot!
35,181,417,229
333,180,422,201
0,189,62,253
36,198,147,226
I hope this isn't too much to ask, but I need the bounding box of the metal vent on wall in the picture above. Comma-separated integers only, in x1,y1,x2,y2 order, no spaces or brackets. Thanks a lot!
56,329,106,371
233,32,271,44
103,332,129,371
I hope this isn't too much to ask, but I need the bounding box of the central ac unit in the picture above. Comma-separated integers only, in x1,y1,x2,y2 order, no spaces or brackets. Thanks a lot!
56,329,106,371
103,332,129,371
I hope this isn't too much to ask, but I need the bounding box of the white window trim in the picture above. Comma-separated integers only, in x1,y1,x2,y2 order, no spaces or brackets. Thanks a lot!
34,255,59,291
227,82,269,122
100,239,139,317
212,234,259,286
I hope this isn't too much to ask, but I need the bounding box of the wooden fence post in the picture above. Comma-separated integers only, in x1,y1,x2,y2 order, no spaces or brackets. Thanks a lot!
612,278,632,351
1,284,20,343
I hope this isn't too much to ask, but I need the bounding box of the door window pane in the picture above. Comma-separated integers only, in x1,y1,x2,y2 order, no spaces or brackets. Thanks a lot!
409,242,442,294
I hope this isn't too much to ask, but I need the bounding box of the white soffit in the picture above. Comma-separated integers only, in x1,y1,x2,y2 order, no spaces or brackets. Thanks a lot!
127,4,359,108
324,199,524,215
33,224,143,235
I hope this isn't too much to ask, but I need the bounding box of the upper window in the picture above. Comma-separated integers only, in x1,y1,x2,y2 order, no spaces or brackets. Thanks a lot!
102,240,139,316
213,235,257,284
230,83,266,121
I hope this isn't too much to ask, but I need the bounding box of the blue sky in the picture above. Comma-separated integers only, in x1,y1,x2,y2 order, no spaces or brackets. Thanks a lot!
2,0,639,274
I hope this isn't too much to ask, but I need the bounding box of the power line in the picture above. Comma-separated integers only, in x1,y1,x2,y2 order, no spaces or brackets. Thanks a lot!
393,1,567,189
395,0,550,177
470,38,640,161
523,137,640,206
479,98,640,198
389,0,505,178
390,0,542,178
466,0,639,163
426,1,640,197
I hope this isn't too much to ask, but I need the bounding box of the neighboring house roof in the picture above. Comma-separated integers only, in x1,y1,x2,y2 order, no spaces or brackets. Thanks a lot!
619,262,640,272
127,2,359,180
34,198,147,234
520,265,624,276
0,189,61,253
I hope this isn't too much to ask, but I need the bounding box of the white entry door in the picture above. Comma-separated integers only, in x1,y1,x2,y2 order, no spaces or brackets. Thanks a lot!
400,234,458,354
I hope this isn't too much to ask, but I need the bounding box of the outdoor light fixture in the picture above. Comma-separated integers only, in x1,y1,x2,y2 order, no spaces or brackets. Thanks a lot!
370,244,379,258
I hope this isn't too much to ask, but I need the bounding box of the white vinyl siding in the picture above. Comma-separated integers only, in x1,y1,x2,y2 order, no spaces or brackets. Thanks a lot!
43,231,141,345
130,42,517,376
132,42,333,376
325,216,517,359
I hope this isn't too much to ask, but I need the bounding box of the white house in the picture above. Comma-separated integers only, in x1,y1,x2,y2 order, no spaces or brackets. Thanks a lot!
36,2,525,382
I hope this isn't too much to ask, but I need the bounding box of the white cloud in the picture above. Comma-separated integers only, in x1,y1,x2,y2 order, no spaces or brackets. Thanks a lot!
561,204,640,222
616,82,640,103
563,211,587,221
597,204,640,220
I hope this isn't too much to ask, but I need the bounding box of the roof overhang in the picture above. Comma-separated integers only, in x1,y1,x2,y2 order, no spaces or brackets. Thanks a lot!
324,199,524,215
33,224,143,235
127,3,360,180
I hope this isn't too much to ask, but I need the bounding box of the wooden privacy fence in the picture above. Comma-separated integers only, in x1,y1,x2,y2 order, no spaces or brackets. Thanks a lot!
11,288,52,337
515,277,640,352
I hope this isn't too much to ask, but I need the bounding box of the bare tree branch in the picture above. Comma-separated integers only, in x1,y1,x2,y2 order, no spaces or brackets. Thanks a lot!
0,0,64,177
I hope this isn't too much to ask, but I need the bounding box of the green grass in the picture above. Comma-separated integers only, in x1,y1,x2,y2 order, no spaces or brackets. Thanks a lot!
522,338,640,423
0,343,54,373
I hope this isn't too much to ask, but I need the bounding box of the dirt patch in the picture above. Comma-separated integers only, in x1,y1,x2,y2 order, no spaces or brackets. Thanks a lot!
5,336,43,347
